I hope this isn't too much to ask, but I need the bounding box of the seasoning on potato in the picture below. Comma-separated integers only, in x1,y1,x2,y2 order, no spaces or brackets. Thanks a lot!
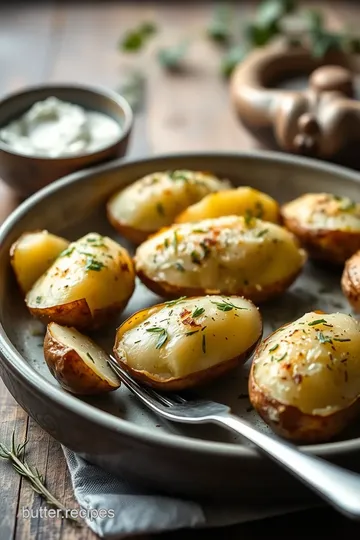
175,186,280,224
249,311,360,443
134,215,306,303
113,295,262,390
341,250,360,312
281,193,360,264
26,232,135,330
106,169,231,244
10,229,69,294
44,322,120,395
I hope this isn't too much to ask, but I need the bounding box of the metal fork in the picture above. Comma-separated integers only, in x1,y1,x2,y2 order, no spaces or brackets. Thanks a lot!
108,356,360,520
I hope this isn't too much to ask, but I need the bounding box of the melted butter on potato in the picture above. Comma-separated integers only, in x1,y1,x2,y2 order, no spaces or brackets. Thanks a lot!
135,215,306,298
253,312,360,415
114,296,262,380
175,187,280,224
26,232,134,313
107,170,230,234
282,193,360,231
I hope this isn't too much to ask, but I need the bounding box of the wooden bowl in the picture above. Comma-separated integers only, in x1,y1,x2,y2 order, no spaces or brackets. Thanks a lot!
0,84,133,197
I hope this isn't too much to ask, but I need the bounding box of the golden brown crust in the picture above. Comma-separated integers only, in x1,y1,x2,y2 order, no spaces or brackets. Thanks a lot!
28,298,130,331
44,325,119,395
106,205,151,245
281,214,360,264
341,251,360,312
135,266,304,304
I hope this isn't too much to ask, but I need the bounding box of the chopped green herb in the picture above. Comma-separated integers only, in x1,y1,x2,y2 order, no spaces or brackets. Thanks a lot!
269,343,279,352
119,21,157,52
244,210,254,226
156,202,165,216
146,327,168,349
191,250,201,264
169,170,190,182
192,307,205,318
185,330,199,337
164,238,169,249
202,334,206,354
59,246,75,258
174,262,185,272
308,318,327,326
158,42,189,71
317,331,333,344
256,229,268,238
173,230,179,252
333,338,351,342
193,228,207,233
35,296,42,304
86,352,95,363
338,197,356,211
211,299,248,312
85,258,105,272
274,352,287,362
165,296,187,307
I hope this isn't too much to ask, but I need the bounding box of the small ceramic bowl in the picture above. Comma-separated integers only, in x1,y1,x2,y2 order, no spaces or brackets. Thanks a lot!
0,84,133,197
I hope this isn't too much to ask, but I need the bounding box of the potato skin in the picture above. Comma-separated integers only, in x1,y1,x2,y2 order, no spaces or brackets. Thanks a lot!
136,266,303,304
341,251,360,312
29,298,129,331
115,341,258,391
281,215,360,264
249,359,360,443
44,326,118,395
106,212,150,245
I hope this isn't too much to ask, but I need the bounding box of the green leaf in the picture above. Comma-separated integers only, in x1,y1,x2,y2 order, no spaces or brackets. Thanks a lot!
257,0,295,28
311,32,343,58
245,20,280,47
139,21,157,37
220,45,248,78
119,21,157,53
305,9,324,34
207,4,232,44
158,42,189,71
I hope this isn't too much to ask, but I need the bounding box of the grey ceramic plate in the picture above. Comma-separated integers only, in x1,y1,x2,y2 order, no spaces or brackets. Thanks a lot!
1,152,360,503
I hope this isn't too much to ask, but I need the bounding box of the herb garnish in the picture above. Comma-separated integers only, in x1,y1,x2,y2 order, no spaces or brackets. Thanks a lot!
202,334,206,353
269,343,279,352
146,327,168,349
156,202,165,216
35,296,42,304
273,352,287,362
119,21,157,52
191,250,201,264
317,332,333,344
334,338,351,342
85,258,105,272
166,296,187,307
211,299,248,312
174,262,185,272
86,352,95,363
173,230,179,253
256,229,268,238
244,210,254,226
59,246,74,258
192,307,205,318
186,330,199,337
308,318,327,326
164,238,169,249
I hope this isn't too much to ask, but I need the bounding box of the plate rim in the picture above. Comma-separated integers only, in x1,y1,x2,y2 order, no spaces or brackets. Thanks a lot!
1,149,360,459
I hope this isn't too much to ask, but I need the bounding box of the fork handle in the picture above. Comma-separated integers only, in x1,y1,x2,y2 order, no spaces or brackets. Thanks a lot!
212,413,360,519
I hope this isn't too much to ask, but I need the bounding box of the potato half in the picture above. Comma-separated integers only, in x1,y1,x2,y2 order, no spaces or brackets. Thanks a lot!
281,193,360,264
10,230,69,294
107,169,231,244
249,311,360,443
44,322,120,395
26,232,135,330
113,295,262,390
341,251,360,312
175,187,280,224
134,215,306,303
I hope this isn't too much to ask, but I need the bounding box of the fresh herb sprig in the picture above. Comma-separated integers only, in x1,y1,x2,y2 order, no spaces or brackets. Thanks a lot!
0,433,82,526
211,299,248,312
146,326,168,348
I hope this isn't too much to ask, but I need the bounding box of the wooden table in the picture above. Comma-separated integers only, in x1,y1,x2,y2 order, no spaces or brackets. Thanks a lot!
1,2,360,538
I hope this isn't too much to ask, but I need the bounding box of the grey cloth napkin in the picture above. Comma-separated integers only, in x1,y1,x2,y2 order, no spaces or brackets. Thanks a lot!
63,447,313,538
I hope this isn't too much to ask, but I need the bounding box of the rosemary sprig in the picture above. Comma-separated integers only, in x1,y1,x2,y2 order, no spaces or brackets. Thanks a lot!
0,432,82,527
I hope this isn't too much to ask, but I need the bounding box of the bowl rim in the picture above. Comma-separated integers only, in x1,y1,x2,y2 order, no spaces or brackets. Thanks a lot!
1,149,360,460
0,82,133,161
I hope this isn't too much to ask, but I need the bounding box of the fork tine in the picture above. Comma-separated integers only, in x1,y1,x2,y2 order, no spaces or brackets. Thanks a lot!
108,356,176,408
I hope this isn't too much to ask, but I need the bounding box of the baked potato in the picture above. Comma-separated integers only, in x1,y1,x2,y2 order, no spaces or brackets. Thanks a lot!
10,230,69,294
281,193,360,264
107,169,231,244
249,311,360,443
175,187,280,224
26,232,135,330
341,250,360,312
113,295,262,390
134,215,306,303
44,322,120,395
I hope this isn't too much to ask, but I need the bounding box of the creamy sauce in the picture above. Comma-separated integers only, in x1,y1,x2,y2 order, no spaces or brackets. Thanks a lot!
0,97,122,157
